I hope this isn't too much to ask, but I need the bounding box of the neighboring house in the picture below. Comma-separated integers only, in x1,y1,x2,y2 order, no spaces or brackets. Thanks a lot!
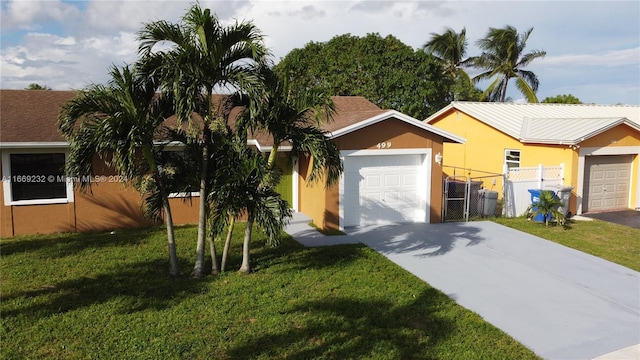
0,90,464,237
426,102,640,216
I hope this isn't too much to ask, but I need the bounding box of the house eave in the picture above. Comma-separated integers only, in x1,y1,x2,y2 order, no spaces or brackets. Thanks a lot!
0,142,69,149
332,110,466,144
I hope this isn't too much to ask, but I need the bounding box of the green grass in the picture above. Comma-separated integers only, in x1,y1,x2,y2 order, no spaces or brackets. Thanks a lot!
1,224,539,359
492,217,640,272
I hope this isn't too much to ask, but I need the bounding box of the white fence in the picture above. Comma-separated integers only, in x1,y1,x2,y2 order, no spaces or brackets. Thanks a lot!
503,164,565,217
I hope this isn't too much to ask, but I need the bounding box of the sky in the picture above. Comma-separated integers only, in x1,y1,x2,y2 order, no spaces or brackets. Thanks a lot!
1,0,639,106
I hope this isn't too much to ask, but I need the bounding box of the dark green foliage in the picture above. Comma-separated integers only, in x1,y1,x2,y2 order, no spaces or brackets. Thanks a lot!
25,83,51,90
275,33,452,119
423,27,483,101
542,94,582,104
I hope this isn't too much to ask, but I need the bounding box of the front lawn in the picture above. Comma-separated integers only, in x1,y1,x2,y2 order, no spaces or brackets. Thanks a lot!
492,217,640,272
1,224,539,359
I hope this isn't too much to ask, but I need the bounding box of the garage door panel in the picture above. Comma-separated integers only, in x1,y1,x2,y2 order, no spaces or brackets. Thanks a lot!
584,155,632,212
384,174,400,187
343,154,428,227
365,174,381,188
383,191,400,204
403,174,417,186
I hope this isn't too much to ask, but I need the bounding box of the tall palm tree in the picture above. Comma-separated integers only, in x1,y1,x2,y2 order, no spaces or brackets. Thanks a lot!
58,65,180,277
208,143,291,274
224,67,342,273
423,27,469,79
245,67,342,185
423,27,476,101
470,26,546,102
137,4,268,277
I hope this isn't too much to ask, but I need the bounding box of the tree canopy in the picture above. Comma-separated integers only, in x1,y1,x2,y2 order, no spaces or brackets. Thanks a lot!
423,27,483,101
26,83,51,90
275,33,451,119
542,94,582,104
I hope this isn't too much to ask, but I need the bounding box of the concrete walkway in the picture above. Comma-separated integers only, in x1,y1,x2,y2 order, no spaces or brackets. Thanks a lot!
284,213,640,360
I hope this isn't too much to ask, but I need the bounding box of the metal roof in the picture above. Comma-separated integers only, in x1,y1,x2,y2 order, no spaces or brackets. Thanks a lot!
425,102,640,145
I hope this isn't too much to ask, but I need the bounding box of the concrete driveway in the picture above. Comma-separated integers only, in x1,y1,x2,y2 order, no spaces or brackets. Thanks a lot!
341,221,640,360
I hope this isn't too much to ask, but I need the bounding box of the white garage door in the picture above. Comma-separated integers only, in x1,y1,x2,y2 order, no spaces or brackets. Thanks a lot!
584,155,632,212
343,154,428,227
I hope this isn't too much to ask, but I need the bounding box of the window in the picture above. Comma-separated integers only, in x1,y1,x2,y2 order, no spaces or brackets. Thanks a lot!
504,149,521,169
2,151,74,205
160,148,200,198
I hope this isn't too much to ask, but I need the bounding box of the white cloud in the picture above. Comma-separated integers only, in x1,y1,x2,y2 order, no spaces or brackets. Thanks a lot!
0,0,79,30
0,31,138,89
0,0,638,105
541,48,640,67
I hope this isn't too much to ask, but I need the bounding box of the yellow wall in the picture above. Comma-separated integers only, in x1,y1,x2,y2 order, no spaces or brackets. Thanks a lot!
430,110,640,214
297,155,329,228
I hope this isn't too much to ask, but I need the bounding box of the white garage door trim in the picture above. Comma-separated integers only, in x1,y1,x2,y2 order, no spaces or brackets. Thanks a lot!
577,146,640,214
338,148,432,230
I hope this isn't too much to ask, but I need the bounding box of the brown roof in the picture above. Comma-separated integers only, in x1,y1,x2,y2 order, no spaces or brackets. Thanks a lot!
1,89,77,143
0,90,385,148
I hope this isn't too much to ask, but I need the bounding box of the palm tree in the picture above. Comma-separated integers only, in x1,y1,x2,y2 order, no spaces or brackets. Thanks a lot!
245,67,342,184
470,26,546,102
423,27,470,78
228,68,343,273
58,65,180,277
526,190,566,227
137,4,268,277
423,27,477,101
208,144,291,274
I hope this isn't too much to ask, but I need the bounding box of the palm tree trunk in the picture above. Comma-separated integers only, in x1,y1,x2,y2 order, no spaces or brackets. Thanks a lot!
143,148,179,278
239,212,253,274
209,231,219,275
159,181,179,278
500,75,509,102
193,127,211,278
267,144,279,170
221,216,235,272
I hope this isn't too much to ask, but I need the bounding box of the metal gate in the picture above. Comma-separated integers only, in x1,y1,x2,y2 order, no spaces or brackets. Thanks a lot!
443,176,483,222
442,166,505,222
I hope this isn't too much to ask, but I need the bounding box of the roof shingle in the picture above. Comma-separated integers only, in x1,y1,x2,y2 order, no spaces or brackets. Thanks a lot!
1,90,77,143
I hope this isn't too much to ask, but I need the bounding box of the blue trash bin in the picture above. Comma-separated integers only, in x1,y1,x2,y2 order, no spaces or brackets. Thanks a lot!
527,189,546,223
528,189,559,223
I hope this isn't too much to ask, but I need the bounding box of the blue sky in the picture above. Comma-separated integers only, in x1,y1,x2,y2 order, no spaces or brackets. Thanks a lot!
1,0,639,105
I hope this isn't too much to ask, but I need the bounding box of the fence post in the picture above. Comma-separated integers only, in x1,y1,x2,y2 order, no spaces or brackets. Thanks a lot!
502,163,509,217
537,164,543,189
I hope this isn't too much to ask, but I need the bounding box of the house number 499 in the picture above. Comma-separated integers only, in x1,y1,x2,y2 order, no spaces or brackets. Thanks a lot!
377,142,392,149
